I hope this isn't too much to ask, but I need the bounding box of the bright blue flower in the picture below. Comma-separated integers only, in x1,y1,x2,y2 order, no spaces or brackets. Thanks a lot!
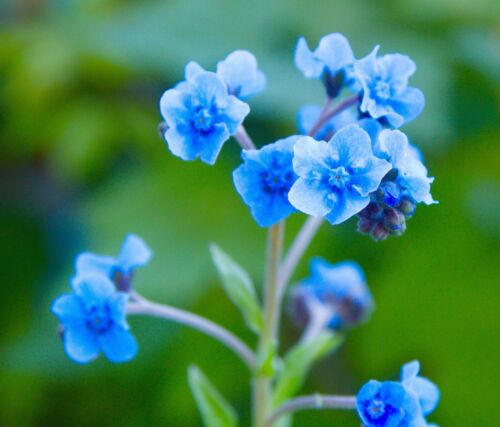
159,70,250,164
233,136,298,227
401,361,440,417
354,46,425,128
295,33,355,80
292,258,374,330
51,274,137,364
288,124,392,225
76,234,152,292
216,50,266,99
373,130,436,205
357,380,419,427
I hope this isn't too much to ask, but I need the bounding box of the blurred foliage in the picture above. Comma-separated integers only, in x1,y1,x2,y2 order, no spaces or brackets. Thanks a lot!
0,0,499,426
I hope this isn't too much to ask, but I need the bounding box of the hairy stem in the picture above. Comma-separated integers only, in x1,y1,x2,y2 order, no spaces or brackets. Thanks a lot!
308,95,359,138
277,216,324,300
266,394,356,426
253,222,285,427
234,125,257,150
126,297,255,370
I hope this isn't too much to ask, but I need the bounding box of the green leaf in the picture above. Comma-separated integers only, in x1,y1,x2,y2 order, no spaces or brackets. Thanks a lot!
188,365,238,427
210,244,263,334
272,332,344,407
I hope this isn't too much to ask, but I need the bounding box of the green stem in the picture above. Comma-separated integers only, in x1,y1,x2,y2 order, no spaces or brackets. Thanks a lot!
253,222,285,427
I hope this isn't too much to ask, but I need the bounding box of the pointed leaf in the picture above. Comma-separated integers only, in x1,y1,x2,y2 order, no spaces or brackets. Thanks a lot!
210,244,263,334
188,365,238,427
273,332,344,406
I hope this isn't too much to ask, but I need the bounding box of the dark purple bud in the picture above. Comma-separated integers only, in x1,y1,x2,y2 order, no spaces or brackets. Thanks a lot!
398,197,417,217
111,269,134,292
383,208,406,235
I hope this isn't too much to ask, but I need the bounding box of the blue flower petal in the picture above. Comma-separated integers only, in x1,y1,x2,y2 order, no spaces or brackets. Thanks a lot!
288,178,333,217
164,126,200,161
314,33,355,75
330,124,374,166
379,53,416,91
71,274,116,308
199,123,231,165
294,37,325,78
325,191,370,225
292,136,331,178
222,96,250,134
116,234,152,273
191,72,229,107
109,292,130,330
297,105,323,135
185,61,205,81
99,326,138,363
159,88,190,128
51,294,85,322
75,253,115,278
216,50,266,98
388,87,425,125
63,323,100,364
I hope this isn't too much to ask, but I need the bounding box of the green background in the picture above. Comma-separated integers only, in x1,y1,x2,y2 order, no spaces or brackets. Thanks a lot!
1,0,499,426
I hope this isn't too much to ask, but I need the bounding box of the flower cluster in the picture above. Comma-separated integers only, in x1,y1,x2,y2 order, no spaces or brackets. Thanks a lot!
51,234,151,363
357,361,440,427
51,32,440,427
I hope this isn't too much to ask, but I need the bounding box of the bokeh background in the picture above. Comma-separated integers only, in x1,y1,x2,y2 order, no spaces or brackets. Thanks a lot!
1,0,499,426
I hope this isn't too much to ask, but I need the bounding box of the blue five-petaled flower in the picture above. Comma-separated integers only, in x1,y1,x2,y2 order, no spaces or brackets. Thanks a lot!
76,233,152,292
233,136,298,227
288,124,392,225
51,274,137,364
159,69,250,164
354,46,425,128
356,361,440,427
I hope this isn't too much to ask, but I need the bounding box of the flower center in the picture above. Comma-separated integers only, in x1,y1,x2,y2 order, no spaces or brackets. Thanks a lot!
193,105,216,132
367,399,386,419
86,304,113,334
263,169,294,194
374,80,391,100
328,166,349,189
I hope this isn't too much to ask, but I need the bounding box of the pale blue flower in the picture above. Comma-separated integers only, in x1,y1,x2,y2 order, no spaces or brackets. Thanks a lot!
354,46,425,127
288,124,392,225
159,70,249,164
51,274,137,364
216,50,266,99
401,361,440,417
76,234,152,292
233,136,298,227
295,33,355,79
374,130,436,205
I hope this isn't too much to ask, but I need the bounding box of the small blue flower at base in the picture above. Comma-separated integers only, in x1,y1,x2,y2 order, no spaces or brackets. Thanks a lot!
290,258,374,330
288,124,392,225
373,130,436,206
356,380,419,427
51,274,137,364
295,33,355,80
76,234,152,292
159,69,250,164
356,362,440,427
354,46,425,128
216,50,266,99
233,136,298,227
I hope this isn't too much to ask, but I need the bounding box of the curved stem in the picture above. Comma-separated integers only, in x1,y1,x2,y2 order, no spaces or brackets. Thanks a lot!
234,125,257,150
126,296,256,370
308,95,359,138
277,216,324,300
253,222,285,427
266,394,356,426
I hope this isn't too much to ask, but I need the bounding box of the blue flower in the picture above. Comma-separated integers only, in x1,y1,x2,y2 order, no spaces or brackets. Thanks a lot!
51,274,137,364
291,258,374,330
76,234,152,292
373,130,436,205
288,124,392,225
216,50,266,99
401,361,440,418
354,46,425,128
295,33,355,80
233,136,298,227
159,69,250,164
356,362,440,427
356,380,419,427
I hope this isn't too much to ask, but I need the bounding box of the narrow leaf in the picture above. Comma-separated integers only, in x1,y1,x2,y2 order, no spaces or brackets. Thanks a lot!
272,332,344,406
188,365,238,427
210,244,263,334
